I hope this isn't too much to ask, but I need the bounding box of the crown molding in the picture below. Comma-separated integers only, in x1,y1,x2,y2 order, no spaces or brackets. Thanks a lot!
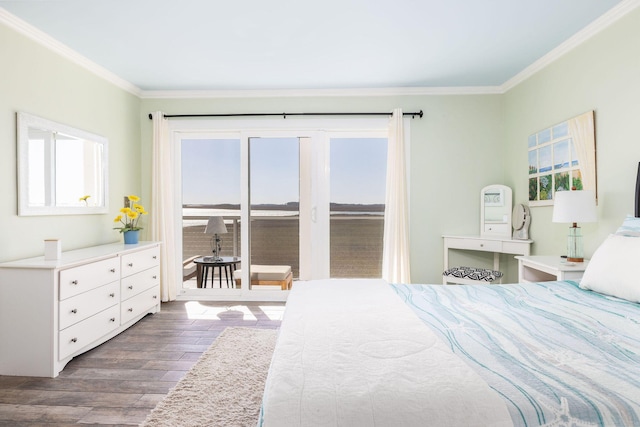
500,0,640,92
0,7,142,97
140,85,503,99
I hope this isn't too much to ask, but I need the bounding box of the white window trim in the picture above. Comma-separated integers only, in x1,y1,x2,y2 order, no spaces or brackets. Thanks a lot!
168,117,409,301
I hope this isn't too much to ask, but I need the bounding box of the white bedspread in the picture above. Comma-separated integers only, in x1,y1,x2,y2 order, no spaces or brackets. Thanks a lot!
260,279,512,427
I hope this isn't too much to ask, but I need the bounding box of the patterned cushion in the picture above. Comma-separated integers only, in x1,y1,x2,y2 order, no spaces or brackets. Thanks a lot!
443,266,503,282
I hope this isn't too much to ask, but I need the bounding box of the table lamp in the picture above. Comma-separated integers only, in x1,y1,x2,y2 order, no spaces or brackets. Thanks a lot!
204,216,228,261
552,190,597,262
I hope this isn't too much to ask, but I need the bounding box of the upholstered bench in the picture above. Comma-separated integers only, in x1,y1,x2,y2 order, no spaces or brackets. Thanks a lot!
234,265,293,290
442,266,503,285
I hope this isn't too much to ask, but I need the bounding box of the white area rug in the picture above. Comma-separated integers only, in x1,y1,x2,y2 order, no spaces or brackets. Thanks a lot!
141,327,278,427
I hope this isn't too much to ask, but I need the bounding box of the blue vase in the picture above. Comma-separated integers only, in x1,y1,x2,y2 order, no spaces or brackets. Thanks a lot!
124,230,139,244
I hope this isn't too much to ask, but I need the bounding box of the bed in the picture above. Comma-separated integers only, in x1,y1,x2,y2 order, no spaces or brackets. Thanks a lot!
259,166,640,427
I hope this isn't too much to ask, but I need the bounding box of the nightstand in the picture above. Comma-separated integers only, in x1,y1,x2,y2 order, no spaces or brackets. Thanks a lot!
515,255,589,283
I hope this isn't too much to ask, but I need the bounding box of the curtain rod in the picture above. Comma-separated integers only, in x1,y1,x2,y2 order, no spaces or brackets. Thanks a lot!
148,110,423,120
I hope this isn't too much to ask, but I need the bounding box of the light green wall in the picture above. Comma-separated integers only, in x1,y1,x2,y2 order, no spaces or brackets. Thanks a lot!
503,6,640,259
4,5,639,283
0,22,141,261
140,95,504,283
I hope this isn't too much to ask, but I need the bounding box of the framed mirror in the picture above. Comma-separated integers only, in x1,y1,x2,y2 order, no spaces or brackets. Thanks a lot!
17,112,109,216
480,184,512,237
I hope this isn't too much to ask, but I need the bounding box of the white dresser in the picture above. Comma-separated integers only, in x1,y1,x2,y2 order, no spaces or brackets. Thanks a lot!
0,242,161,377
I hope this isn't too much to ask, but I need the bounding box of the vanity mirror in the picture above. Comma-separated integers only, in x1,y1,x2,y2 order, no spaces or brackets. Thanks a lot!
480,184,512,237
17,112,108,216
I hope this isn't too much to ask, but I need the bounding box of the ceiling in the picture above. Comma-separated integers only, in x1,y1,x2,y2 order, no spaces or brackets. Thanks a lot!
0,0,628,93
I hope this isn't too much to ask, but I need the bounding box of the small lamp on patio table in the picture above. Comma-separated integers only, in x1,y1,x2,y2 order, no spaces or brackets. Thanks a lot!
204,216,228,261
552,189,597,262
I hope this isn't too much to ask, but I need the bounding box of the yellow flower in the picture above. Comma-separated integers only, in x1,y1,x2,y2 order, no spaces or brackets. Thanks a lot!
79,195,90,201
113,195,148,234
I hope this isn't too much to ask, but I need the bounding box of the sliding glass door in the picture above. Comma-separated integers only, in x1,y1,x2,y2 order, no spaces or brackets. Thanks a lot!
329,137,387,278
173,118,393,299
248,137,301,288
245,133,388,284
180,135,241,290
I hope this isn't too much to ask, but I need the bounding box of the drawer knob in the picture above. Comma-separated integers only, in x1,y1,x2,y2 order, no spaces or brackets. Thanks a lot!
128,263,133,267
71,309,77,314
128,308,133,312
71,280,78,285
71,338,77,343
480,244,484,247
109,293,115,298
153,275,157,279
109,317,116,322
110,268,116,273
153,255,157,259
153,295,158,299
128,285,133,290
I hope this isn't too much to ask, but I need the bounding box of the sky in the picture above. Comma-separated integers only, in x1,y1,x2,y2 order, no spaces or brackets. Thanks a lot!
181,137,387,206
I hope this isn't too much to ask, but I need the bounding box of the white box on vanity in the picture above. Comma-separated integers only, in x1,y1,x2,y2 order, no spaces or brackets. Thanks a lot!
0,241,161,377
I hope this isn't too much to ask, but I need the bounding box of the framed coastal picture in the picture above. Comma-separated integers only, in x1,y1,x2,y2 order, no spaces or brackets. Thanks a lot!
527,110,596,206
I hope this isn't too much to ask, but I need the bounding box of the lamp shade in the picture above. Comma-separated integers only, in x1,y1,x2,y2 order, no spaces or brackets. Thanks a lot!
204,217,228,235
552,190,597,224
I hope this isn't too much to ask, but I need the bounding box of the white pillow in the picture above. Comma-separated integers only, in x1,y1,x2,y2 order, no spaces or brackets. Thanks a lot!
580,233,640,302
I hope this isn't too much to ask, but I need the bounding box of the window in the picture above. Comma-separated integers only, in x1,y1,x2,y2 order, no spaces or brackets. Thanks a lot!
249,137,300,280
171,117,403,299
181,136,241,289
330,137,387,278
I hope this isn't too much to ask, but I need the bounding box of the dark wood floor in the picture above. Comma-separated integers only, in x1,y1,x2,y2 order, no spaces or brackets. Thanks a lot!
0,301,284,426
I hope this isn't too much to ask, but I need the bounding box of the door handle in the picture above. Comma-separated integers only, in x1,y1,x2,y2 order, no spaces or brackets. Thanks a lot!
311,207,317,223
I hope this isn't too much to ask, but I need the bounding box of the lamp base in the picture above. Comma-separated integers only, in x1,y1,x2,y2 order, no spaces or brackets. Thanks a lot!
207,233,223,262
567,225,584,263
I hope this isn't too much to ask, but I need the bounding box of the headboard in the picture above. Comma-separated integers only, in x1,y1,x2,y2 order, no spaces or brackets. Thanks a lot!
636,162,640,218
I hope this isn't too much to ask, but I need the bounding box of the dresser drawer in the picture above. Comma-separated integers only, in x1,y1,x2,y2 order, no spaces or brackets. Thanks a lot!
59,305,120,360
450,238,502,252
483,223,510,236
121,286,160,324
59,282,120,330
121,265,160,300
59,257,120,300
121,246,160,278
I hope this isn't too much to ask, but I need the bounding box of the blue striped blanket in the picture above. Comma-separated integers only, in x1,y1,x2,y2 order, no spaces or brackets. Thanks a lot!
391,281,640,427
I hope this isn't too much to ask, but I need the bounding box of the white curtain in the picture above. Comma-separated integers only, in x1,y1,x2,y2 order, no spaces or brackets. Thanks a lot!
151,112,178,301
382,108,411,283
568,110,596,193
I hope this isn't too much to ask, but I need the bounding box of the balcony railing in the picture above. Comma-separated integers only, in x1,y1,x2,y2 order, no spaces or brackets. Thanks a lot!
182,212,383,284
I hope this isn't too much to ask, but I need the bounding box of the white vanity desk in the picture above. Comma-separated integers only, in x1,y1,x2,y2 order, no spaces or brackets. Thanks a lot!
443,184,533,276
443,235,533,271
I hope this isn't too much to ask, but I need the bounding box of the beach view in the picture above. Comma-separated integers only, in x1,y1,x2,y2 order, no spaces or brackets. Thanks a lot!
182,203,384,288
181,136,387,289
